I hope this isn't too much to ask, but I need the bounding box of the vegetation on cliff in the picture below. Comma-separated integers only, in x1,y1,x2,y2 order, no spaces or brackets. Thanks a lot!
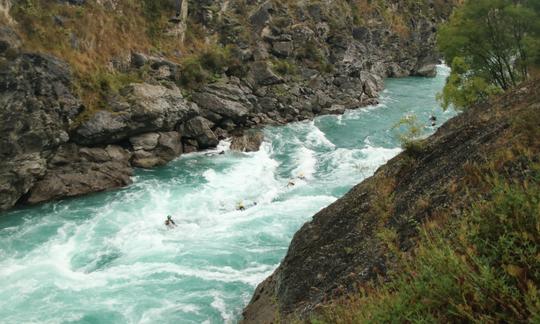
438,0,540,109
313,108,540,322
4,0,456,113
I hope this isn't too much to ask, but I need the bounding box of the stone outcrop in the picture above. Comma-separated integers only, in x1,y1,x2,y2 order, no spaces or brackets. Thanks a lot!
74,83,198,145
0,33,83,210
130,131,183,168
242,80,540,323
179,116,219,150
26,144,133,204
230,129,265,152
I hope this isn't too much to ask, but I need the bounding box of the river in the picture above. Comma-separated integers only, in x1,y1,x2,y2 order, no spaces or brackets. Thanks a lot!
0,66,455,324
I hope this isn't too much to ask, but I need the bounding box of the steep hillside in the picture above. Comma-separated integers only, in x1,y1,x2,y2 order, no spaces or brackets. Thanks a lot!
242,80,540,322
0,0,457,211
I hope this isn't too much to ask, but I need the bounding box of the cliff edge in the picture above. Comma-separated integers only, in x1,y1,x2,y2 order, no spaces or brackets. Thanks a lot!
242,80,540,322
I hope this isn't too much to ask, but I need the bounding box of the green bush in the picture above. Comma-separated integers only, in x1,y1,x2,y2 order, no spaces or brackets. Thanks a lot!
272,59,298,76
178,56,210,88
177,45,242,88
392,115,427,156
437,0,540,109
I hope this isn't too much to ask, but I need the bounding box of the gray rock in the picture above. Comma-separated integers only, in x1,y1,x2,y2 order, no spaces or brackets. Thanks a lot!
131,150,162,169
414,63,437,77
271,41,294,58
0,154,47,211
250,1,273,30
361,72,384,98
130,131,182,168
157,131,182,158
130,133,160,151
248,61,284,86
74,83,198,145
230,130,265,152
26,144,133,205
322,104,346,115
192,90,250,124
131,52,148,68
179,117,219,149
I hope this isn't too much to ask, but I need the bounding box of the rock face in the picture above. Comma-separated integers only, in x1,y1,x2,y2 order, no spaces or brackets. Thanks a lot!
130,131,183,168
0,36,83,210
242,81,540,323
230,130,265,152
179,116,219,149
27,144,133,204
74,83,198,145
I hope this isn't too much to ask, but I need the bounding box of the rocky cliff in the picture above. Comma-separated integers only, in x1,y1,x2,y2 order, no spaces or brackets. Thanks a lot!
242,80,540,322
0,0,456,211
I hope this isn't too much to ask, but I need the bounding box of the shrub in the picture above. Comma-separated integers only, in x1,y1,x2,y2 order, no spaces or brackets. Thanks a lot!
392,115,427,156
272,59,298,76
437,0,540,109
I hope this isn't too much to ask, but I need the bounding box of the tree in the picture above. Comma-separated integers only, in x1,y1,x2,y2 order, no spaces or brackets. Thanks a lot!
437,0,540,110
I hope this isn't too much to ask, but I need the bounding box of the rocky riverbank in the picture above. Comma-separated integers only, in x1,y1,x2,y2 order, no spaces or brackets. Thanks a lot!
241,77,540,323
0,0,456,211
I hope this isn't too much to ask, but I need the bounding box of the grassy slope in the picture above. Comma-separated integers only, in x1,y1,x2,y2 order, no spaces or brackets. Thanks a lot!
308,80,540,323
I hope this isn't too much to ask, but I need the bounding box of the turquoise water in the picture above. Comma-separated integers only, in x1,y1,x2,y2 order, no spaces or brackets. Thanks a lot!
0,66,455,324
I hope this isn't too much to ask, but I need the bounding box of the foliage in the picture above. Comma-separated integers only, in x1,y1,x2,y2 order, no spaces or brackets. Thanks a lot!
295,39,333,73
313,159,540,323
178,45,234,89
392,115,426,155
437,57,503,110
437,0,540,109
141,0,174,39
272,59,298,76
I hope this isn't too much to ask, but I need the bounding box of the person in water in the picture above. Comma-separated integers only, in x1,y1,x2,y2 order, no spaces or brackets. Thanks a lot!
165,215,177,228
287,180,296,187
237,202,246,211
429,115,437,126
298,172,306,180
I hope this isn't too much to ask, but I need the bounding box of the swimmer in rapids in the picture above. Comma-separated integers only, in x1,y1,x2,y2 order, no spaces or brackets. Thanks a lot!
429,115,437,126
237,202,246,211
298,172,306,180
287,180,296,187
165,215,177,229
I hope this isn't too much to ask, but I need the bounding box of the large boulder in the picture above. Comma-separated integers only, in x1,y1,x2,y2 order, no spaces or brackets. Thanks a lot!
248,61,284,87
192,81,254,126
413,63,438,77
74,83,199,145
129,132,160,151
0,51,83,211
26,144,133,204
130,131,182,168
271,41,294,58
230,130,265,152
179,117,219,149
360,71,384,98
0,154,47,211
